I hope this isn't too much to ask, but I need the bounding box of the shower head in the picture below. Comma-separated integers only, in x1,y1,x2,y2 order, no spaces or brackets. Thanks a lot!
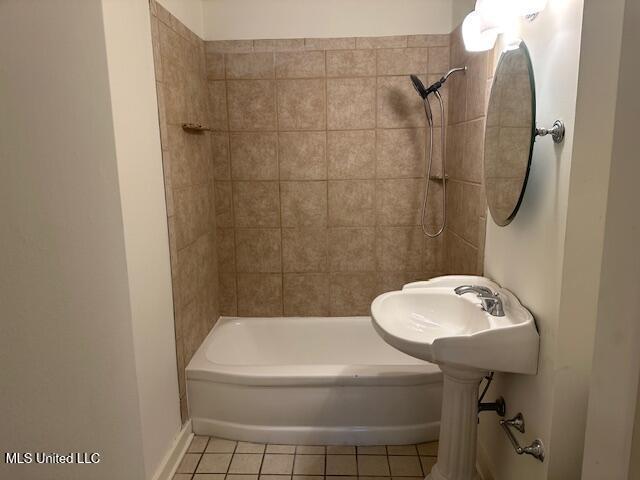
409,66,467,99
410,74,429,100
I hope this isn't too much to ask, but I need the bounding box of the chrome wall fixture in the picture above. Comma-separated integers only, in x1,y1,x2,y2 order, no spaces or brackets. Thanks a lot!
500,413,545,462
182,122,212,132
535,120,565,144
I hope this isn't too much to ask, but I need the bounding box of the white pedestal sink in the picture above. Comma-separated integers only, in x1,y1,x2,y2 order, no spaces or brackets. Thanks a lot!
371,275,539,480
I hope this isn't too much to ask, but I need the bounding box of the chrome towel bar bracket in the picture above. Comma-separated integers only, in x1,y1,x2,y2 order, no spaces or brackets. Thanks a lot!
500,412,545,462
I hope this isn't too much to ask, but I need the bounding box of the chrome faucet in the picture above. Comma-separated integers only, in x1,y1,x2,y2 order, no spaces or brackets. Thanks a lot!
454,285,505,317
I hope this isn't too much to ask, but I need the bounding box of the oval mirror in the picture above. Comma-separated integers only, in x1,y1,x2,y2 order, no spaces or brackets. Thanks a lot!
483,41,536,226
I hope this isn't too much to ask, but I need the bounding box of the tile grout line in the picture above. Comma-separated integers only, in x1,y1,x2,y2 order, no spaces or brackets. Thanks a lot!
220,52,240,317
272,49,285,317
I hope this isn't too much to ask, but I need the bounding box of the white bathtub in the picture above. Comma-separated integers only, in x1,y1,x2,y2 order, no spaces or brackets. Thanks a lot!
186,316,443,445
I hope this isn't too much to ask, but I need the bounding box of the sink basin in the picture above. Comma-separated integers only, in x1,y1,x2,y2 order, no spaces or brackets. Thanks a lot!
371,275,539,375
371,275,539,480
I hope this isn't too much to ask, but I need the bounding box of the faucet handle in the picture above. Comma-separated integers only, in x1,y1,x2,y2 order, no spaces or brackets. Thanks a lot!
477,293,505,317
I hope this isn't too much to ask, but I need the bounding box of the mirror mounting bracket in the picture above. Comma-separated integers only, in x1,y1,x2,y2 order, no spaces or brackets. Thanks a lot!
536,120,565,144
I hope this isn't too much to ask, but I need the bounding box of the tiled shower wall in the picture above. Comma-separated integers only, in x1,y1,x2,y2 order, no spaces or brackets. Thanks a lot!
204,35,456,317
150,1,219,423
149,1,490,421
445,27,491,273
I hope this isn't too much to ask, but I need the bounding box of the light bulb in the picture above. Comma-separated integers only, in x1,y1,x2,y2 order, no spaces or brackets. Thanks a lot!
462,11,499,52
475,0,516,32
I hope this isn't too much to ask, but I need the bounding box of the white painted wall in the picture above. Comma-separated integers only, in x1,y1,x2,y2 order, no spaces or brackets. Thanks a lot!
0,1,181,479
0,1,145,478
101,1,182,478
158,0,205,37
451,0,473,26
202,0,453,40
476,0,630,478
581,1,640,478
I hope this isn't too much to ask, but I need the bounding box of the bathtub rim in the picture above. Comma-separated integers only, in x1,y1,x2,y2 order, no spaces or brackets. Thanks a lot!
186,315,442,387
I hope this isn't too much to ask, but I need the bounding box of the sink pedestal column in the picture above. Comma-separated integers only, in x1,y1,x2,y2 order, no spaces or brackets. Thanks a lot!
427,365,486,480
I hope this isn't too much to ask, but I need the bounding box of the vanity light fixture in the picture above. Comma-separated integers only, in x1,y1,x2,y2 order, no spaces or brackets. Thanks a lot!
462,11,499,52
462,0,547,52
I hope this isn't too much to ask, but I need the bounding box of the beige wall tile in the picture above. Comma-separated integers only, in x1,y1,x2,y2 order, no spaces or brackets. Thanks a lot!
327,78,376,130
448,69,467,124
230,132,278,180
376,178,424,225
208,81,229,130
233,181,280,227
461,182,485,245
235,228,282,272
162,152,174,217
328,180,375,226
225,52,275,79
276,51,325,78
446,230,478,275
277,79,326,130
326,50,376,77
477,215,486,274
163,82,188,126
218,272,237,315
329,273,378,316
216,228,235,272
376,128,426,178
237,273,283,316
282,227,328,272
176,234,215,308
305,37,356,50
376,48,428,76
169,127,212,188
445,123,464,180
328,227,376,271
214,181,233,227
279,131,327,180
465,51,489,121
408,34,450,48
181,289,213,362
227,80,277,130
462,118,485,183
356,36,407,49
376,226,423,271
327,130,376,179
206,51,225,80
428,46,450,74
376,271,427,294
211,132,231,180
174,185,212,249
254,38,305,51
377,76,426,128
150,17,163,81
283,273,329,316
206,40,254,53
280,181,327,227
423,233,445,273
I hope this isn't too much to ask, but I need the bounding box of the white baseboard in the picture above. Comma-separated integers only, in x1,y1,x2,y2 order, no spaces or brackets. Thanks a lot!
151,420,193,480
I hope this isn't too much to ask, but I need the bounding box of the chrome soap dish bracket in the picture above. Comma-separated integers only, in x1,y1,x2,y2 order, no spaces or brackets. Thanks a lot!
536,120,565,144
500,412,545,462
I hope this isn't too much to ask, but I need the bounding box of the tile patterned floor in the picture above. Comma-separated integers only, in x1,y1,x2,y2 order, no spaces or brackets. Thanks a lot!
173,437,439,480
